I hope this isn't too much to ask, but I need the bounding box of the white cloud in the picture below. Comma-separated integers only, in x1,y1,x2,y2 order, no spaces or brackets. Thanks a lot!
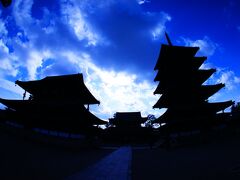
182,36,218,56
55,51,161,119
0,79,24,98
84,64,161,119
206,67,240,104
61,1,100,46
151,13,171,40
216,71,234,90
0,19,8,37
26,50,52,80
13,0,34,29
0,0,171,118
234,76,240,83
0,39,19,77
137,0,151,5
0,58,19,77
0,39,9,54
213,70,240,91
199,62,214,70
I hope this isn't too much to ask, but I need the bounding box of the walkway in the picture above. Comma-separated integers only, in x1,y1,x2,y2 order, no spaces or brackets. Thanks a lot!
66,146,132,180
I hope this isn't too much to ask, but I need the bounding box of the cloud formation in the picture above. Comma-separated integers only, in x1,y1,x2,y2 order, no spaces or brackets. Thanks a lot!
0,0,238,118
181,36,218,56
0,0,169,119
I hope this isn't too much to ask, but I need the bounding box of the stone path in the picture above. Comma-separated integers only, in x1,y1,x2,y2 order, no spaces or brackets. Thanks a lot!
66,146,132,180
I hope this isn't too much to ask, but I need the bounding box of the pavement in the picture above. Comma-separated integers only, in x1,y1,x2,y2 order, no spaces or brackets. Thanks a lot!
66,146,132,180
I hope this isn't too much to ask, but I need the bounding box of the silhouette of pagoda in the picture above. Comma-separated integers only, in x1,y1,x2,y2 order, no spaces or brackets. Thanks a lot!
0,73,106,133
153,34,233,131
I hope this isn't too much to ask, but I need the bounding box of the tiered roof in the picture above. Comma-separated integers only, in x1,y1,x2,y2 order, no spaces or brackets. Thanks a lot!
153,34,233,126
15,73,100,105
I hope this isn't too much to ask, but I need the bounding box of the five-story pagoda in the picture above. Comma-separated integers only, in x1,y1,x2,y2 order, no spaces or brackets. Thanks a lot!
153,34,233,131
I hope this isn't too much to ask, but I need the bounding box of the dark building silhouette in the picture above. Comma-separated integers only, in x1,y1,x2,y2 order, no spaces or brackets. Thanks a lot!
109,112,147,128
0,73,106,133
103,112,151,143
153,34,233,131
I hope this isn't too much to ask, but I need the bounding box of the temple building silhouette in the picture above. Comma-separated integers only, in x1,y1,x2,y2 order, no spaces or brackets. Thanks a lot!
0,73,106,134
109,112,147,128
153,33,234,132
103,112,151,143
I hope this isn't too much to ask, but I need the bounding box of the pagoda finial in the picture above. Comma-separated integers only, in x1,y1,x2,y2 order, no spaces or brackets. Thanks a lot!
165,32,173,46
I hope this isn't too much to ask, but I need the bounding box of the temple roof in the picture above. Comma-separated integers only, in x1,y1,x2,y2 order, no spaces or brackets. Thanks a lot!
152,94,169,109
155,56,207,75
110,112,147,126
0,98,106,126
154,44,200,70
0,98,32,111
153,84,227,109
154,68,216,85
114,112,142,120
152,94,198,109
0,98,94,111
200,83,225,99
154,83,224,98
15,73,100,105
155,100,234,123
195,69,216,85
192,56,207,69
207,100,234,112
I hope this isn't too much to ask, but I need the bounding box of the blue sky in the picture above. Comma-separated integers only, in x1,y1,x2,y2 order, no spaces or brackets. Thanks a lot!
0,0,239,119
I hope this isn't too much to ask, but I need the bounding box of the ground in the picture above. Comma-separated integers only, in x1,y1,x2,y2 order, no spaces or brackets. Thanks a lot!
1,124,240,180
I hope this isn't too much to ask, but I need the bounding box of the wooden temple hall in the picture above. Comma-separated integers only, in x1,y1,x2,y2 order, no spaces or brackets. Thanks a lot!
0,74,107,134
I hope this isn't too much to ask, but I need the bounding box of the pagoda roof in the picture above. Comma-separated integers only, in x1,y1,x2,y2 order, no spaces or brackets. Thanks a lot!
200,83,225,99
207,100,234,112
195,69,216,85
155,100,233,123
192,56,207,70
153,94,193,109
15,73,100,105
154,44,200,70
153,85,228,109
152,94,168,109
154,83,224,98
155,56,207,75
154,68,216,86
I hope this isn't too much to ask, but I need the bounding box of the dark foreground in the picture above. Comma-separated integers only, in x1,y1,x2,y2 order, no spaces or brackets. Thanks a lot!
0,126,113,180
1,124,240,180
132,139,240,180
